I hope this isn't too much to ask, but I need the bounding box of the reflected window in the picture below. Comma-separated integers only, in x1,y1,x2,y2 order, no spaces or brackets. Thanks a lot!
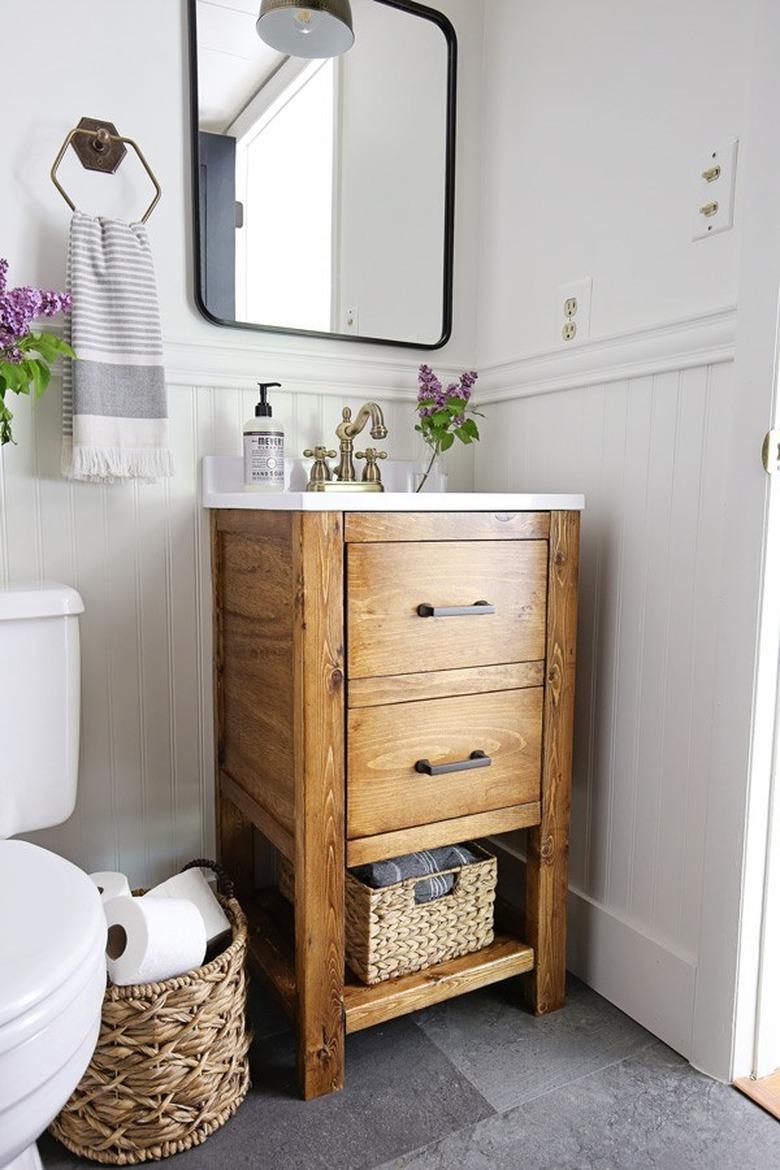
235,60,336,331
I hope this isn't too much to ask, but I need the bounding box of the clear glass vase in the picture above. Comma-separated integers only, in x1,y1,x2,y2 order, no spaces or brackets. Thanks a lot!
411,445,448,493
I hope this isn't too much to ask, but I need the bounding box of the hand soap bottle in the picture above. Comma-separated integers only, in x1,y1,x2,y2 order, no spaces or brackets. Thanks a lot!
243,382,285,492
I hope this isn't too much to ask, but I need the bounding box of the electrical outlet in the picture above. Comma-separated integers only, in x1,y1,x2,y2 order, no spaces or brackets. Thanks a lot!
344,305,360,333
557,277,592,344
692,139,738,241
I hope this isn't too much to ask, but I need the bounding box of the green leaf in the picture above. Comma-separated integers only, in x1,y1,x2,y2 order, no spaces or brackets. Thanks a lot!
432,410,451,428
0,394,15,446
455,426,473,445
417,398,437,410
28,332,76,361
33,361,51,399
440,432,455,452
446,397,467,410
461,418,479,439
0,363,25,393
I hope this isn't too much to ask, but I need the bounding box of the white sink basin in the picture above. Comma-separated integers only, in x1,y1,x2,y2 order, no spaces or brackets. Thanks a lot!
201,457,585,512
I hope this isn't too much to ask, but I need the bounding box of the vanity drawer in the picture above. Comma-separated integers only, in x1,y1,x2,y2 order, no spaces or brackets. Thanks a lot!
347,688,543,838
347,540,547,678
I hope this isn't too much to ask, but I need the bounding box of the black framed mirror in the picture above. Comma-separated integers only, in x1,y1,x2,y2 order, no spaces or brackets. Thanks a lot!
188,0,457,349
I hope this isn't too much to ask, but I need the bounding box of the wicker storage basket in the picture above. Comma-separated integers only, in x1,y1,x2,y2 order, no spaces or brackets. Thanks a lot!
49,861,251,1166
280,843,497,985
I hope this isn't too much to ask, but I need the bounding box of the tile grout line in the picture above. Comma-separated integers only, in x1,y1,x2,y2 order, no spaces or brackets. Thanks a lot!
366,1034,662,1170
412,1008,657,1115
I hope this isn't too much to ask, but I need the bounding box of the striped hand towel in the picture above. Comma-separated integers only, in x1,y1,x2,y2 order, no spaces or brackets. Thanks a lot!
62,210,173,482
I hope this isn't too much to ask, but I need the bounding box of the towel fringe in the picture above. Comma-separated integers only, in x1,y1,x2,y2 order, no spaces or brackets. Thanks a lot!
62,439,174,484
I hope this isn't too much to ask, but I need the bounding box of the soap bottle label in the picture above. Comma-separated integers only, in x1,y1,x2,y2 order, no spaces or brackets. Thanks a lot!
244,431,285,488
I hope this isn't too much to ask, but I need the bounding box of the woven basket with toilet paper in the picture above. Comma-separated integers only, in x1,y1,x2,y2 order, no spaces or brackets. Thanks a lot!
49,860,250,1165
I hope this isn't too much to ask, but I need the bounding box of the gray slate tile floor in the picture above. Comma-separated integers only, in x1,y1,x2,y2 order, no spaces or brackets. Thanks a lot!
41,976,780,1170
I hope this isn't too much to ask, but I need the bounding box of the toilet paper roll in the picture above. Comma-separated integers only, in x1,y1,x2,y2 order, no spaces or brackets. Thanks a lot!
143,867,232,946
89,871,131,902
104,895,207,986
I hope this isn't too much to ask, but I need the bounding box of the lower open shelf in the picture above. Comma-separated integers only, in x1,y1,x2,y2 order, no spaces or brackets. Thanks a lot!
244,889,534,1034
343,933,534,1032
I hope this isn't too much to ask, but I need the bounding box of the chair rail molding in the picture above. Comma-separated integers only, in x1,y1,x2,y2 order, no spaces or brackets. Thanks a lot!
478,305,737,404
163,337,452,397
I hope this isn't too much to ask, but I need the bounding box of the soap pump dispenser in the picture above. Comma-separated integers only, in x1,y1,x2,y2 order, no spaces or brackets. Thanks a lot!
243,382,285,491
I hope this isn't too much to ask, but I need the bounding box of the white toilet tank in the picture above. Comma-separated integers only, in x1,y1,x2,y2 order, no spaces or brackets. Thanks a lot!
0,583,84,839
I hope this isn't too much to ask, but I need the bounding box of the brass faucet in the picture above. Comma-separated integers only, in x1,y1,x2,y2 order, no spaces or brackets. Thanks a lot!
304,402,389,492
335,404,388,483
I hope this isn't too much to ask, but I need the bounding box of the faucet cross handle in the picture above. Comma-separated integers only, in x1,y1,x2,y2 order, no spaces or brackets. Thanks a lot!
356,447,388,487
303,446,337,491
303,446,337,460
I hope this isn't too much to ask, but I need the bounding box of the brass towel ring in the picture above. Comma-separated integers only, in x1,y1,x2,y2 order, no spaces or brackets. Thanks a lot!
50,116,162,224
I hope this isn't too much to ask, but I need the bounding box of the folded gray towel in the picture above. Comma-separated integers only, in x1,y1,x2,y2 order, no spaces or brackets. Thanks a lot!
351,845,481,904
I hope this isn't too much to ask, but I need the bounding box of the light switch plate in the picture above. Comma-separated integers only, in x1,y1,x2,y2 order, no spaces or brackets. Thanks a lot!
556,277,592,345
692,139,738,241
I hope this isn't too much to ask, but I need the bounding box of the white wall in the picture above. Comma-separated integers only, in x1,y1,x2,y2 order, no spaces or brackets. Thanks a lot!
0,0,484,886
474,0,763,1079
477,0,751,362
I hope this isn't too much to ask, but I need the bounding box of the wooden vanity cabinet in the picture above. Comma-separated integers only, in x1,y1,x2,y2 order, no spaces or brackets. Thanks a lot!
211,507,580,1100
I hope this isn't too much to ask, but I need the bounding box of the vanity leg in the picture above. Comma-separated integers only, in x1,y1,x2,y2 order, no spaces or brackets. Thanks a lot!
293,513,346,1099
526,511,579,1015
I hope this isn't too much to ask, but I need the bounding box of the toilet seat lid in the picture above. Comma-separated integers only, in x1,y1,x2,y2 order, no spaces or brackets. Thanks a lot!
0,841,105,1027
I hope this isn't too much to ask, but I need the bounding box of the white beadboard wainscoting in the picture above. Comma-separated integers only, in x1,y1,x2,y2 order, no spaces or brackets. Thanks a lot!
477,309,737,1061
2,349,461,888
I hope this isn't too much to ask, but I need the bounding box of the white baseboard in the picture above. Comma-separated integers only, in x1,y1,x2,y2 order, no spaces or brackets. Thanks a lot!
565,885,696,1060
490,838,697,1061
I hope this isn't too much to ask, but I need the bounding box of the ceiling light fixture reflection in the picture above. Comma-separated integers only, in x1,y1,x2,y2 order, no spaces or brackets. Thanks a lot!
256,0,355,59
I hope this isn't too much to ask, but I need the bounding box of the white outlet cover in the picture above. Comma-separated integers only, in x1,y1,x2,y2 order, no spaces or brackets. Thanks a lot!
692,139,738,242
556,277,592,345
344,304,360,333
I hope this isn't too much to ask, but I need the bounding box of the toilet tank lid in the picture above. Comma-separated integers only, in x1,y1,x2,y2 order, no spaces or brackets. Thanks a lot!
0,582,84,620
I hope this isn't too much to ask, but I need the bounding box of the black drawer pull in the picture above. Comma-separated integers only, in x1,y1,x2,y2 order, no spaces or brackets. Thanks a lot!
416,600,495,618
414,750,492,776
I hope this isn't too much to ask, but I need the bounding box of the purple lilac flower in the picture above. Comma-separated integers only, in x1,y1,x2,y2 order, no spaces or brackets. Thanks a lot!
447,370,478,422
0,259,71,356
418,366,478,424
417,363,446,417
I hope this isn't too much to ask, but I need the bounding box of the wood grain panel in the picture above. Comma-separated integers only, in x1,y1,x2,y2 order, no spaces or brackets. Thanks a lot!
345,511,550,543
216,513,296,833
217,790,255,903
244,890,297,1021
735,1072,780,1121
525,510,580,1015
346,802,542,866
348,661,544,708
347,540,547,679
292,511,346,1099
220,770,294,861
344,935,535,1032
348,688,543,837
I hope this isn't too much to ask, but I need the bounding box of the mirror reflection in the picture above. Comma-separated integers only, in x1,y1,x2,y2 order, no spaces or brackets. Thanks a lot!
192,0,455,347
